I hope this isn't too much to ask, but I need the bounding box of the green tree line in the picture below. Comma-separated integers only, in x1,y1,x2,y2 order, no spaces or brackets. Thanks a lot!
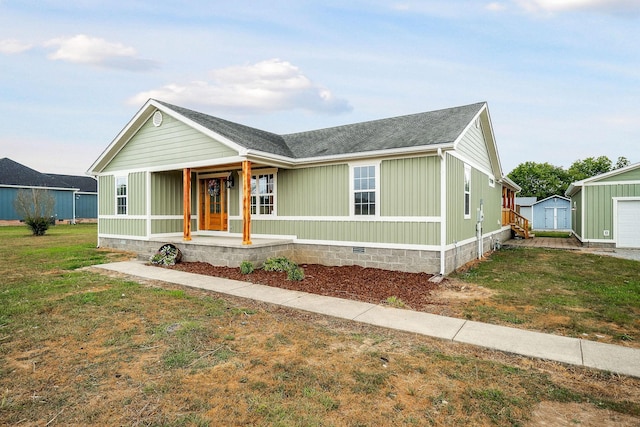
507,156,630,200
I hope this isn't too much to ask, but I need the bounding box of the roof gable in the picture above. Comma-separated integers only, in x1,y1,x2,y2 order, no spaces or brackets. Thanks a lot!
90,100,499,174
566,162,640,196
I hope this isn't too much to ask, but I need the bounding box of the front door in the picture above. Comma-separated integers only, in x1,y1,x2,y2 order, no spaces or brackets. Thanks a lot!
199,178,228,231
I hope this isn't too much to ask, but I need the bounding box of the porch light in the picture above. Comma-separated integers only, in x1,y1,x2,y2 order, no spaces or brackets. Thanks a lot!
225,172,235,189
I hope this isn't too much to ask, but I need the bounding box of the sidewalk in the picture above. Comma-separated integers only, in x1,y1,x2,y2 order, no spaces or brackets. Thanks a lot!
93,260,640,379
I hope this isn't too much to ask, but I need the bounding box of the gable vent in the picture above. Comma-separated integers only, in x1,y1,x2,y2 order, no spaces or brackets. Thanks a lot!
152,111,163,127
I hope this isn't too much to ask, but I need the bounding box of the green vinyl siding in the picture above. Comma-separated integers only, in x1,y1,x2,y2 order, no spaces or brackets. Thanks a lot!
232,219,440,245
98,218,146,236
277,165,349,216
129,172,146,216
228,171,240,216
571,190,582,237
103,112,238,172
151,171,183,215
381,156,440,216
455,122,492,172
98,175,115,215
446,154,501,244
151,218,197,234
582,183,640,240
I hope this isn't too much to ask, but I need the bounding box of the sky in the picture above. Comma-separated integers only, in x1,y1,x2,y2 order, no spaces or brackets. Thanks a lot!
1,0,638,176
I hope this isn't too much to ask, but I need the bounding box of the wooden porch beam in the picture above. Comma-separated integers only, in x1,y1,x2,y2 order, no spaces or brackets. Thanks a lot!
183,168,192,241
242,160,252,245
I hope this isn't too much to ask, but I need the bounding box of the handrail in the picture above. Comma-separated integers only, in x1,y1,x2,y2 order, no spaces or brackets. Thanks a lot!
502,208,530,238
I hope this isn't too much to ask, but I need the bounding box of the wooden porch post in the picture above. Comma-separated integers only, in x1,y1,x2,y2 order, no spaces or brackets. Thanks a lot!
242,160,252,245
183,168,192,241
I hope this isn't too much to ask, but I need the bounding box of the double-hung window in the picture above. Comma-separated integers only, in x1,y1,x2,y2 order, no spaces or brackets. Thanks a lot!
251,172,275,215
464,164,471,219
116,176,128,215
352,164,377,216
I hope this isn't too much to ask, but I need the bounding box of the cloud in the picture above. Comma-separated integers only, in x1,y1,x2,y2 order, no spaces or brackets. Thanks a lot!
515,0,640,14
129,59,352,114
0,39,33,54
44,34,159,71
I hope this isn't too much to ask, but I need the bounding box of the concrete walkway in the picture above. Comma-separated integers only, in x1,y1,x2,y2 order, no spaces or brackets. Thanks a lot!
93,260,640,379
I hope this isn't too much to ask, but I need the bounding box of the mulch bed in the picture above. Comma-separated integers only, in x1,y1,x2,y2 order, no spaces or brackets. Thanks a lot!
169,262,443,311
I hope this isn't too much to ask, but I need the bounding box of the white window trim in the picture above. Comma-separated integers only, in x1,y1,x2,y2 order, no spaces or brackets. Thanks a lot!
349,161,380,218
115,175,128,216
464,164,471,219
240,168,278,216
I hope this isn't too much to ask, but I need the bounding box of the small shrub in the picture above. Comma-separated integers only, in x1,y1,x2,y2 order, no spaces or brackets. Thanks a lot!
263,256,295,272
240,260,254,275
24,217,52,236
385,296,406,308
287,265,304,281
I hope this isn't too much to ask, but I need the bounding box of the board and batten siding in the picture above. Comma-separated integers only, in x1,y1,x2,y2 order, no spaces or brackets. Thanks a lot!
277,164,349,216
98,175,115,215
583,183,640,241
446,154,501,245
98,218,146,236
232,219,440,246
102,111,238,173
455,120,492,173
380,156,440,216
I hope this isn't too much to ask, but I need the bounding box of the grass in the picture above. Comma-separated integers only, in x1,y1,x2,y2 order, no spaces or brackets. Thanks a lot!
532,231,572,238
0,224,639,425
452,247,640,344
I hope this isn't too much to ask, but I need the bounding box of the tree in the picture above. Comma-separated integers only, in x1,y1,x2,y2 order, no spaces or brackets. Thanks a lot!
615,156,630,170
507,161,571,200
567,156,612,182
13,188,56,236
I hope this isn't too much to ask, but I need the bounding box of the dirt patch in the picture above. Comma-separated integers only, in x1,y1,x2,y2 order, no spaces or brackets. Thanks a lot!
528,401,640,426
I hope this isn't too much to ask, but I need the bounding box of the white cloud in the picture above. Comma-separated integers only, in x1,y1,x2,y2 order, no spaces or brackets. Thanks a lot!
515,0,640,13
0,39,33,54
44,34,158,71
485,2,507,12
129,59,352,114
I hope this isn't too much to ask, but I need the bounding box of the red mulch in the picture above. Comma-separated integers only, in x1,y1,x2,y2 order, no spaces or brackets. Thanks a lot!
169,262,442,311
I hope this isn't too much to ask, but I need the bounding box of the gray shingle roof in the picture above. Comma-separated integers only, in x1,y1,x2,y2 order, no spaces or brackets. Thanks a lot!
47,174,97,193
157,101,485,159
283,102,485,158
0,158,95,191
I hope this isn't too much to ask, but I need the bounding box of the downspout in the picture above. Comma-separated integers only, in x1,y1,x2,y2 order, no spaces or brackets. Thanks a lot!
438,147,446,275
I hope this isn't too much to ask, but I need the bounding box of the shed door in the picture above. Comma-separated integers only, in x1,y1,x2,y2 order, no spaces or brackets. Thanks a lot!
617,200,640,248
557,208,568,229
544,208,555,229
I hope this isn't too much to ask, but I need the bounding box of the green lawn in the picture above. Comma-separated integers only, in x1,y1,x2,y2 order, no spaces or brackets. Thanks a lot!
453,247,640,344
1,224,639,425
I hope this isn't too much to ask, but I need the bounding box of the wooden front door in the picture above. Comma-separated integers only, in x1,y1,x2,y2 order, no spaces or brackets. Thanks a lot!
199,178,228,231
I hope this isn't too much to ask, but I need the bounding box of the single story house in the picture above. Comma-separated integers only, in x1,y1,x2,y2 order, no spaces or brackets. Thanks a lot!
88,99,521,274
515,196,536,222
531,195,571,231
0,158,97,223
566,162,640,248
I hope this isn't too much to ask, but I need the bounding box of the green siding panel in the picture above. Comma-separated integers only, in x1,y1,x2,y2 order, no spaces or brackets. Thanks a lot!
103,112,238,172
571,190,582,237
456,123,492,172
151,219,194,234
99,218,146,236
277,165,349,216
583,183,640,240
129,172,147,216
98,175,115,215
446,155,501,244
151,171,183,215
233,219,440,245
381,156,440,216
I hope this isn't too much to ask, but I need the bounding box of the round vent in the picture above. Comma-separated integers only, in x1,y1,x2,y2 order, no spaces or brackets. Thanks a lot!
152,111,163,127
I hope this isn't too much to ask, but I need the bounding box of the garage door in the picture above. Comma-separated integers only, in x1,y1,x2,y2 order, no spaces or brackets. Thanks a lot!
617,200,640,248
